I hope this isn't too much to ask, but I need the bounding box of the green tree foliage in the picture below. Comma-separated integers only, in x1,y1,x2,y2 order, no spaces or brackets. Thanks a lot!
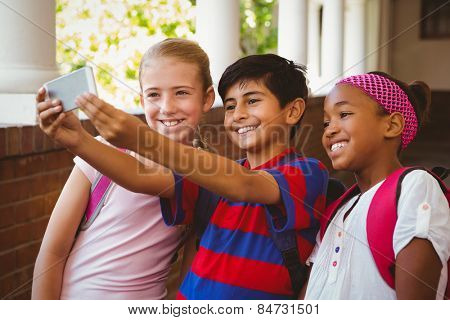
56,0,197,108
56,0,278,109
240,0,277,55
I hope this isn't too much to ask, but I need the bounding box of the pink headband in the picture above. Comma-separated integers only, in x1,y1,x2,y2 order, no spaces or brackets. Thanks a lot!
337,74,418,149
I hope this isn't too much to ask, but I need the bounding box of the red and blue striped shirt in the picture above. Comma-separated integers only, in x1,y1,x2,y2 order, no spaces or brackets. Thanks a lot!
160,148,328,299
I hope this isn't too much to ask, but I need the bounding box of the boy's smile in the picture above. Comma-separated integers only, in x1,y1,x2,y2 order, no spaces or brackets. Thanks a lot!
223,80,291,157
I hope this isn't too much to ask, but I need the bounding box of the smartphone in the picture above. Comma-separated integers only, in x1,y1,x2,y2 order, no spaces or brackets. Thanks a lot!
43,66,97,112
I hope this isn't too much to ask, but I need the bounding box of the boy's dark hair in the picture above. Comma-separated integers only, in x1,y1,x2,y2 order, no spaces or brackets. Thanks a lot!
218,54,309,139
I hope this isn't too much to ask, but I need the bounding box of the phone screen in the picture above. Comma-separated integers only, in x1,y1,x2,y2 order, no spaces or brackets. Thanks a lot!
44,67,97,112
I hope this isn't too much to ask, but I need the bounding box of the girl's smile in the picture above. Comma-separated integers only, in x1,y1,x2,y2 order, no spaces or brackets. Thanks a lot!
140,57,213,144
322,84,388,171
329,140,348,154
159,119,185,127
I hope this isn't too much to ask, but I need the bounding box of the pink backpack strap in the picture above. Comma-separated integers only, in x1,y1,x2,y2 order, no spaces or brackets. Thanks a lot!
366,167,412,289
78,174,113,231
367,166,450,294
78,148,127,231
320,184,360,240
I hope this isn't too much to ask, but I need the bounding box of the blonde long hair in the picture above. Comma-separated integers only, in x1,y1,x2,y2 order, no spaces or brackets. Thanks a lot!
139,38,213,91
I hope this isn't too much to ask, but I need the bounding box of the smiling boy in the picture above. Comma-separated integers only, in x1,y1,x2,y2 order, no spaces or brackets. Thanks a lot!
63,54,329,299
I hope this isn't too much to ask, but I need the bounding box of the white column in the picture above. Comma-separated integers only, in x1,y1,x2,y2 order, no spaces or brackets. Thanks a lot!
307,0,322,95
278,0,307,65
378,0,393,72
0,0,59,94
364,0,380,72
344,0,366,76
321,0,344,93
195,0,240,106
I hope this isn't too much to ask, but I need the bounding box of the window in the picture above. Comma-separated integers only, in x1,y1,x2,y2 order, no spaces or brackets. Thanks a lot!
421,0,450,39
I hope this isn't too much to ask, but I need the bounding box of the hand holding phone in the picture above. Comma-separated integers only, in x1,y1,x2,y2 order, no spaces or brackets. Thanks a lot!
43,66,97,112
36,86,89,152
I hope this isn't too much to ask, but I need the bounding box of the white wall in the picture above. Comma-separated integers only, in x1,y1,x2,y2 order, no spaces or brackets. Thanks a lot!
391,0,450,90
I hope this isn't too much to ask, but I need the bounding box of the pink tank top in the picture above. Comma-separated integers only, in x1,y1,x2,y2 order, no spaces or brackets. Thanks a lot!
60,155,182,299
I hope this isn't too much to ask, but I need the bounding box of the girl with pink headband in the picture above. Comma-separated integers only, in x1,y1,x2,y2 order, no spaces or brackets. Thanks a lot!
303,72,450,299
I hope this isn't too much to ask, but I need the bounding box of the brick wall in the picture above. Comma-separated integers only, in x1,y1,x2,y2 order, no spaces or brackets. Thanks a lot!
0,98,332,300
0,119,100,299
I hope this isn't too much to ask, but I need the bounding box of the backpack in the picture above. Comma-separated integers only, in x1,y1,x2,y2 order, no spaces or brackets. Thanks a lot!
78,172,114,231
78,149,127,231
193,166,346,298
320,166,450,299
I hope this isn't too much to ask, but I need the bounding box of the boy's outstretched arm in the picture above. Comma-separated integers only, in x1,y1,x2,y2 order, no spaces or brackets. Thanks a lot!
37,89,175,198
77,94,283,204
395,238,442,299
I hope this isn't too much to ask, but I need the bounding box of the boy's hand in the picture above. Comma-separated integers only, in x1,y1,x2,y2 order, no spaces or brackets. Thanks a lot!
75,93,146,150
36,87,87,152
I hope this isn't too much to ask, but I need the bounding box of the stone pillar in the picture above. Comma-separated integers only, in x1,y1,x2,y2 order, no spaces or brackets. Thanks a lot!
0,0,58,125
321,0,344,93
195,0,240,106
307,0,322,95
364,0,381,72
344,0,366,76
378,0,393,72
278,0,307,65
0,0,58,94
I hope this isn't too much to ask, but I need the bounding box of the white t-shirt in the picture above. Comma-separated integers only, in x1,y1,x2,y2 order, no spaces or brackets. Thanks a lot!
60,146,182,299
305,170,450,300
